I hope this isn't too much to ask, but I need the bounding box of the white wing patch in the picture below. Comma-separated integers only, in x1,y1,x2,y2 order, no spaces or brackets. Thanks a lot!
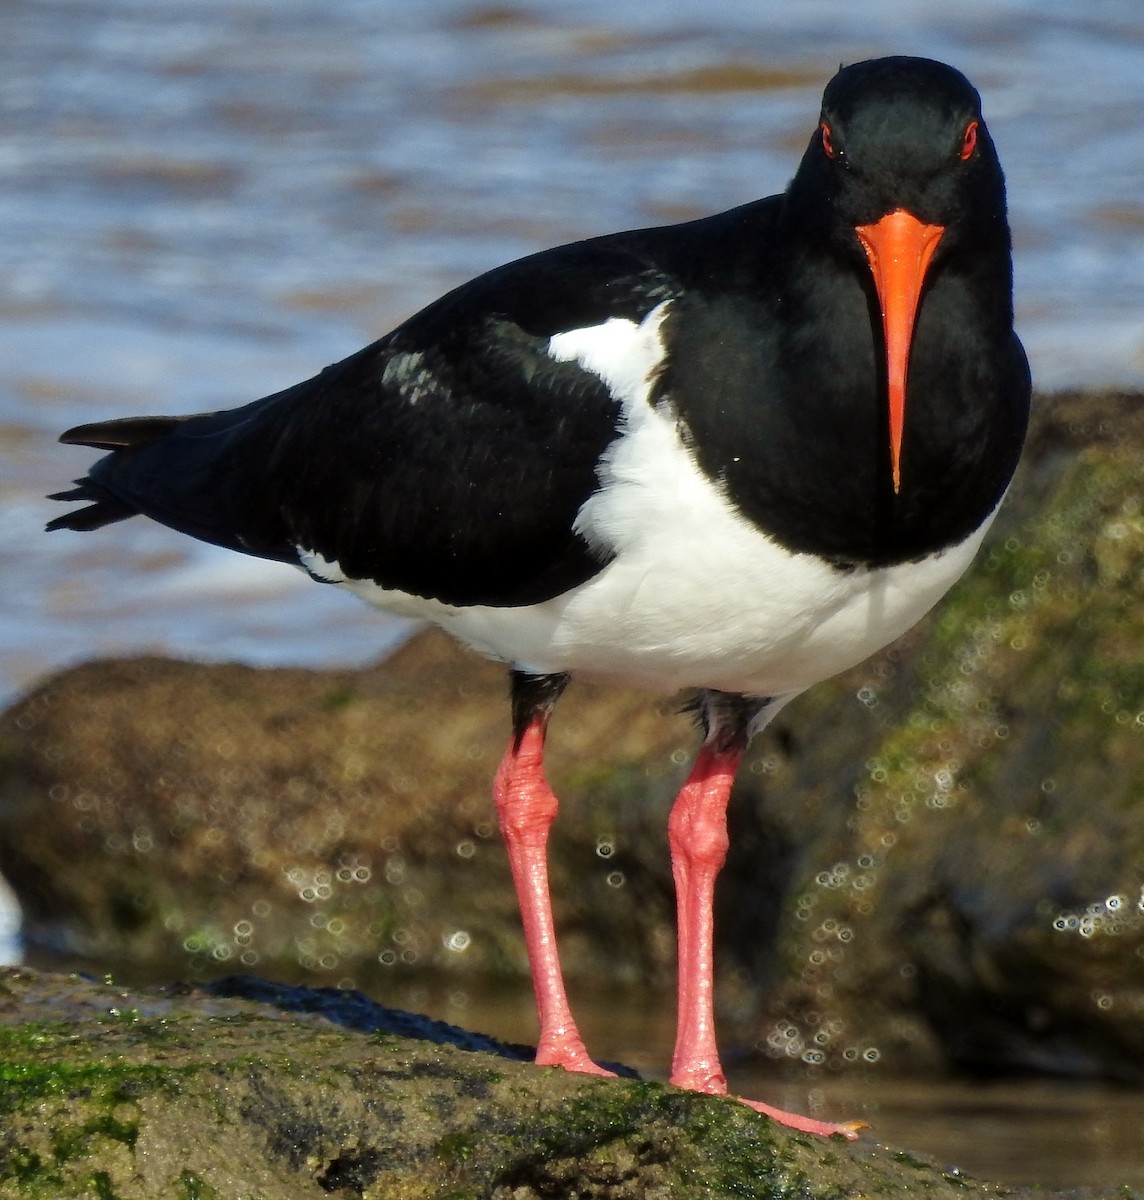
381,350,436,407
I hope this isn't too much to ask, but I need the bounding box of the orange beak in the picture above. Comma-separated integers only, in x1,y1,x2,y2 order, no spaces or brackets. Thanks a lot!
854,209,944,494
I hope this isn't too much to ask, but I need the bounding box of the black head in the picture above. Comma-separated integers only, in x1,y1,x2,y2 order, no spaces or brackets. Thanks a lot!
784,56,1012,492
790,56,1006,250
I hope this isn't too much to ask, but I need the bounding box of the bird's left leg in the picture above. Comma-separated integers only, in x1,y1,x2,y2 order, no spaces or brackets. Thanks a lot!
668,690,862,1139
493,669,613,1077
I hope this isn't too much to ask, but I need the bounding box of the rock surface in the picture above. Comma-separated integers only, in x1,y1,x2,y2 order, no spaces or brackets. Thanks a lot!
1,390,1143,1084
0,965,1134,1199
0,631,693,983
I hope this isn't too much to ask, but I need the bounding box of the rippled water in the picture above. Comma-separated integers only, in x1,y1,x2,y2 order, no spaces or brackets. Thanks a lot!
4,0,1144,1187
6,0,1144,705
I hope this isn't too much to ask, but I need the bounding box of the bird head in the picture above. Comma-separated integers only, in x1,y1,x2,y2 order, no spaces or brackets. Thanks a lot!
789,56,1009,494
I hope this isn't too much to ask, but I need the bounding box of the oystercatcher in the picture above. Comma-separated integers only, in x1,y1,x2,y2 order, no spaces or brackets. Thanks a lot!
48,56,1029,1137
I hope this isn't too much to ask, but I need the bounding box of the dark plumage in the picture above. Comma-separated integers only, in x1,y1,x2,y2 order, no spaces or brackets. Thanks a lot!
50,56,1029,1137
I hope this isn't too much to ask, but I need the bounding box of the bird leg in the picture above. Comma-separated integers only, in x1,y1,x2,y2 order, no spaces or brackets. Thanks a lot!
494,671,613,1077
667,734,743,1094
668,692,862,1139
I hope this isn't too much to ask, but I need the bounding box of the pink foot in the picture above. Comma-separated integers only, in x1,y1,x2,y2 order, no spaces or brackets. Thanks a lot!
736,1095,866,1140
536,1029,617,1078
667,742,865,1140
671,1060,863,1139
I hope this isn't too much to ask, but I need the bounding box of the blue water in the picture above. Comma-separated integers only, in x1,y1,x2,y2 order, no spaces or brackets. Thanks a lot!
3,0,1144,706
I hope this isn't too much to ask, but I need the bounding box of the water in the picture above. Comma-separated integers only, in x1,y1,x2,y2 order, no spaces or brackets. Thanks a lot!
3,0,1144,1187
5,0,1144,707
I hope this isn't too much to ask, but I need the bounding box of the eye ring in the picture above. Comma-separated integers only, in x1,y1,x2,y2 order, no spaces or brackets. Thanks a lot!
820,122,836,160
960,120,979,161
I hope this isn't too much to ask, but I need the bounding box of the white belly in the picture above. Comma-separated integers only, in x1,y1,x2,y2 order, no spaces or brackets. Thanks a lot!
299,303,996,697
330,506,990,698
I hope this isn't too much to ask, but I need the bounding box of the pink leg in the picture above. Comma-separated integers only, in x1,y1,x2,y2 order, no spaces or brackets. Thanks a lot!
668,743,863,1140
494,718,613,1077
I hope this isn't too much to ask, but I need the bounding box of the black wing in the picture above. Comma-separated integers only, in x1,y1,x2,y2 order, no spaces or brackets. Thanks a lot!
48,233,691,608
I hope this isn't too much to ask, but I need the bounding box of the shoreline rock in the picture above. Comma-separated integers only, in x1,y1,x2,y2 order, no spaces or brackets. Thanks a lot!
0,965,1134,1199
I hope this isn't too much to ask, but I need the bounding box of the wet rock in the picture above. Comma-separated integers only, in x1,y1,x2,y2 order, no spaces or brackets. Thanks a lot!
1,390,1143,1084
0,629,693,983
0,965,1127,1199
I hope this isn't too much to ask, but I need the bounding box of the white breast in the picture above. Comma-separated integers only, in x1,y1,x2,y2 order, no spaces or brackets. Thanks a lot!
299,303,995,698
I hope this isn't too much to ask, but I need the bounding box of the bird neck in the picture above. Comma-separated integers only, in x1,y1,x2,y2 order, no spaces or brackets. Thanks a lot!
662,216,1026,568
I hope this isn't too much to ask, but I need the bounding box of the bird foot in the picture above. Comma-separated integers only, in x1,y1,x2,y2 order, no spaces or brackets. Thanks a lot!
734,1094,866,1140
536,1033,617,1078
671,1064,864,1139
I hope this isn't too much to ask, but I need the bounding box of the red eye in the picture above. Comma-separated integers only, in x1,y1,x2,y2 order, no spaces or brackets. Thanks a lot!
960,120,978,161
821,122,835,159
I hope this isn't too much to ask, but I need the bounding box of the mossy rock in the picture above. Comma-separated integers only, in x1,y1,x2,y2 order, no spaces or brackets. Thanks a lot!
0,966,1135,1199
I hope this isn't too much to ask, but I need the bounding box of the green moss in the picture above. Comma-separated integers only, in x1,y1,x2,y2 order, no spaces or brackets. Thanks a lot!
51,1098,140,1157
87,1172,123,1200
0,1018,206,1193
0,1057,163,1114
434,1130,476,1162
479,1081,815,1199
0,1145,44,1186
893,1148,938,1170
177,1169,221,1200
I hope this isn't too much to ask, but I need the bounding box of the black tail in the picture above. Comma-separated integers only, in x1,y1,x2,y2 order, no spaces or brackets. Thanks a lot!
47,416,187,533
45,397,305,566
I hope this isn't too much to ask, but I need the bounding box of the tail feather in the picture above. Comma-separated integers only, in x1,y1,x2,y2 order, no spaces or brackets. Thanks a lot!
58,414,185,451
48,414,190,533
45,488,137,533
47,405,299,563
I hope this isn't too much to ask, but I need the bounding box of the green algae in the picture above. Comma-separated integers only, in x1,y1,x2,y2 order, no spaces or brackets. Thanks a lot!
0,1024,182,1194
0,1040,167,1115
175,1172,220,1200
0,966,1136,1197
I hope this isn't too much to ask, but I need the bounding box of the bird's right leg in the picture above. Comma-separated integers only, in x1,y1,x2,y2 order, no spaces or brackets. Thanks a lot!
493,670,613,1076
668,690,862,1138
